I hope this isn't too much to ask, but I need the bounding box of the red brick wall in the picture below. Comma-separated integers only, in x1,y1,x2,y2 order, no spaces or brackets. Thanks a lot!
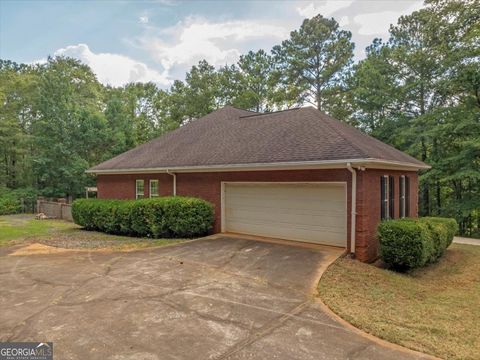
355,170,418,261
97,173,173,199
97,168,418,262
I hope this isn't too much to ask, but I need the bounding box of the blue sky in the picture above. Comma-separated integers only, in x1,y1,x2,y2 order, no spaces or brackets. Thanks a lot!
0,0,423,87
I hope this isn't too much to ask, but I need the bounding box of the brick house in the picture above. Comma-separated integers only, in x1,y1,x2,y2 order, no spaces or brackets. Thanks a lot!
87,106,429,262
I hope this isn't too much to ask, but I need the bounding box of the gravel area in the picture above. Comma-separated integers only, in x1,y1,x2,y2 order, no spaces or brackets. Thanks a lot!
36,236,153,249
453,236,480,246
34,229,185,250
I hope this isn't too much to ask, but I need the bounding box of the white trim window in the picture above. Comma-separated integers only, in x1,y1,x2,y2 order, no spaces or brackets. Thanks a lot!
135,179,145,199
149,180,159,198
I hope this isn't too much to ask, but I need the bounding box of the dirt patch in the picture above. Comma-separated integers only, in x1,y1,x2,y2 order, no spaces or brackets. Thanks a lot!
9,243,83,256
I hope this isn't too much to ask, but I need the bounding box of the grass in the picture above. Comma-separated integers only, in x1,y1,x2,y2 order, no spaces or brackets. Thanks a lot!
0,214,187,250
0,216,72,246
319,244,480,360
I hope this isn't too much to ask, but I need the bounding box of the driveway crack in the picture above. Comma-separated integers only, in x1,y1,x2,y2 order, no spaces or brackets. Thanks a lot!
5,256,124,341
212,300,311,360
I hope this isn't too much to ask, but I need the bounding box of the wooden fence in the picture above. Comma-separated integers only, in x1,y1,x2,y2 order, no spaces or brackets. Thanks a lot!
37,197,73,221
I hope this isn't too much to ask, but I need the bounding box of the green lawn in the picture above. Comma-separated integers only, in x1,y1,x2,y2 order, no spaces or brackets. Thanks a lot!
319,244,480,360
0,214,186,250
0,216,72,246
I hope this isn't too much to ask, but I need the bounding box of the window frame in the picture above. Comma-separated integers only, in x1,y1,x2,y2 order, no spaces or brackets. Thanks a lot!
389,175,395,219
400,175,406,218
381,175,389,220
149,179,159,198
405,176,410,217
135,179,145,200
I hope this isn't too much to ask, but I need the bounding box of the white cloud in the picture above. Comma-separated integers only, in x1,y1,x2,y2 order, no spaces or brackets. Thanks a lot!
139,17,289,75
297,1,354,18
353,1,423,36
139,16,149,24
338,15,349,27
52,44,170,87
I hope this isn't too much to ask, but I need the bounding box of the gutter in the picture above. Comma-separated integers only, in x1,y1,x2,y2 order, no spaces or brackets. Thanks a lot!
346,162,356,255
86,158,430,175
166,169,176,196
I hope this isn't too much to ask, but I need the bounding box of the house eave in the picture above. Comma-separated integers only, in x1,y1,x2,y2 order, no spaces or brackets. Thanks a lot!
86,158,430,175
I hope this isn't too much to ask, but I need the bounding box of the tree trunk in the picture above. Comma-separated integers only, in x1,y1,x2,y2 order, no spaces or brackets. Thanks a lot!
436,180,441,215
452,179,464,235
421,137,430,215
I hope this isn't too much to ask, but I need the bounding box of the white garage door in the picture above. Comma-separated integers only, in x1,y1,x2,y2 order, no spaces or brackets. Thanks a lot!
224,183,347,247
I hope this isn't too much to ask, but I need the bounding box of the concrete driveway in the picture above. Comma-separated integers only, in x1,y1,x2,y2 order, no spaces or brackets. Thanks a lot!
454,236,480,246
1,236,428,360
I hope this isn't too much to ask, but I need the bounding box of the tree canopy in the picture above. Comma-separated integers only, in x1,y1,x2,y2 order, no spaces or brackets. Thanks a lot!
350,0,479,234
272,15,354,113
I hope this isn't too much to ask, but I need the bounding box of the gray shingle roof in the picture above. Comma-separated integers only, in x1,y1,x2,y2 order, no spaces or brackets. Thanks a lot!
89,106,427,172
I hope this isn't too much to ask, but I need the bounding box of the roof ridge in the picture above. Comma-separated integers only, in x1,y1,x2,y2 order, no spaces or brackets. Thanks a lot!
306,108,370,159
239,107,302,119
227,105,258,114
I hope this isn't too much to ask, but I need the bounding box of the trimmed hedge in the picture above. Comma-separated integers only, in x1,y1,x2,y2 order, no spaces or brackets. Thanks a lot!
71,197,214,238
378,217,458,271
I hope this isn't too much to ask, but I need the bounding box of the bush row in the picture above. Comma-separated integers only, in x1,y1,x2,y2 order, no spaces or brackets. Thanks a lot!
378,217,458,271
71,197,214,238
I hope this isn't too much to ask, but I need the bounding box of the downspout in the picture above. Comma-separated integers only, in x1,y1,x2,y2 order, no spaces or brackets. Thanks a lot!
346,163,356,255
166,170,176,196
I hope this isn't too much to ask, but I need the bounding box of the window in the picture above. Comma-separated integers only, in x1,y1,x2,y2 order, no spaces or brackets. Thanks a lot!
389,176,395,219
381,175,389,220
400,176,406,218
149,180,159,198
399,176,411,218
405,176,410,217
403,176,410,217
381,176,396,220
135,179,144,199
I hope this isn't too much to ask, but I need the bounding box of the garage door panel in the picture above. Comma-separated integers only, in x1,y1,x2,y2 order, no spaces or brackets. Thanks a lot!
228,186,344,203
227,189,344,209
225,220,344,238
226,221,345,246
227,204,345,217
224,183,347,247
226,197,346,212
227,210,346,228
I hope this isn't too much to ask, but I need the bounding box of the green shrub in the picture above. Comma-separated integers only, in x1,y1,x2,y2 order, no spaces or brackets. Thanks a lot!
378,219,432,270
72,197,214,238
378,216,458,271
0,195,22,215
0,187,38,215
421,217,458,247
